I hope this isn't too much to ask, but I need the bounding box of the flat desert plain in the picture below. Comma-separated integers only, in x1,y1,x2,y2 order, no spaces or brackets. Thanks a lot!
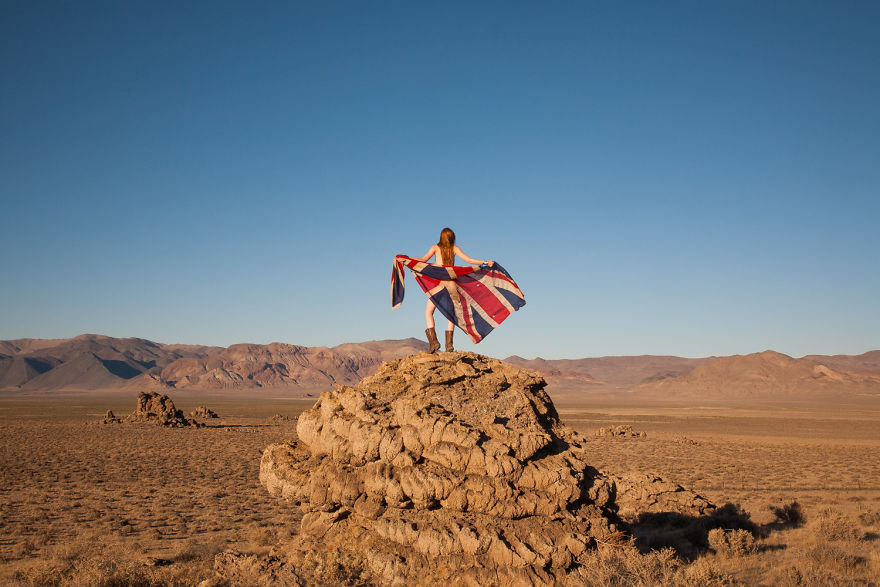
2,393,879,585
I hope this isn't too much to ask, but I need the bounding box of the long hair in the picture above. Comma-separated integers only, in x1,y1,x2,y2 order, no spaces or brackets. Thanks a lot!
438,227,455,265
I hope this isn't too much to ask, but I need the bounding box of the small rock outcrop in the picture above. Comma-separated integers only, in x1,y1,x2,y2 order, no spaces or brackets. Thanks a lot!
596,424,646,438
101,410,121,424
210,352,713,585
124,392,201,427
190,406,219,419
266,413,293,424
610,473,714,521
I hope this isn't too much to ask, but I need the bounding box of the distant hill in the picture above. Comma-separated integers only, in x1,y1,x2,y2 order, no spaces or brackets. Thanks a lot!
635,350,880,400
503,355,711,387
1,335,878,401
159,338,427,390
802,350,880,376
0,334,222,391
0,334,425,393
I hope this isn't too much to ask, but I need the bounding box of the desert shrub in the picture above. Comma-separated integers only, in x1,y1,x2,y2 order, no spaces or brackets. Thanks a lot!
628,503,759,560
8,532,213,587
706,529,727,554
11,539,38,559
767,564,828,587
707,528,756,557
857,509,880,527
869,548,880,577
673,556,741,586
768,550,867,587
310,547,373,587
172,537,224,563
808,508,862,542
244,524,292,548
769,501,804,526
577,544,681,586
707,503,758,534
803,542,863,572
577,544,742,587
12,556,156,587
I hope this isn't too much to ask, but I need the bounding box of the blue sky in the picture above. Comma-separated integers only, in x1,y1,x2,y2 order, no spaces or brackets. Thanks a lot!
1,1,878,359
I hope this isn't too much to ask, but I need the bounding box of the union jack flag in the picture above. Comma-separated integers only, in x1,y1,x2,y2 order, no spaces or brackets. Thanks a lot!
391,255,526,343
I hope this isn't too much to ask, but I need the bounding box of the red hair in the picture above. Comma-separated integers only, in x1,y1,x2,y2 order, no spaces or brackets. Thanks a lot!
438,228,455,265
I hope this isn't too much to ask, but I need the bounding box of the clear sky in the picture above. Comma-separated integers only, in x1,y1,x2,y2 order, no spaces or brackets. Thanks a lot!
1,1,878,359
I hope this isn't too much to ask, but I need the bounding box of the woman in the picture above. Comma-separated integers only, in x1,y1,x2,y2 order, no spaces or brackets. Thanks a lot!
417,227,494,353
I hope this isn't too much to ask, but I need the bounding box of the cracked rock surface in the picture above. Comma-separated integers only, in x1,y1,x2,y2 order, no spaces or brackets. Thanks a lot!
217,352,713,585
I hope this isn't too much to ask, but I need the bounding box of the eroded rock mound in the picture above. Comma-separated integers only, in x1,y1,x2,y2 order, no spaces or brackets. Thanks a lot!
211,352,714,585
596,424,647,438
190,406,219,419
124,392,201,427
232,352,694,585
101,410,121,424
610,472,714,521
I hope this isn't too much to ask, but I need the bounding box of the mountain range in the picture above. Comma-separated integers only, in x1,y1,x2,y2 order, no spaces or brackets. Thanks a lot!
1,334,878,402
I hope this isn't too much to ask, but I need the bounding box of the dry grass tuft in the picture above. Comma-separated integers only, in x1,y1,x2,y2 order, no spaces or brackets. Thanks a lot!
763,508,872,587
673,556,741,586
808,508,863,542
171,537,225,564
576,544,741,586
707,528,757,557
869,548,880,577
595,530,634,548
9,530,210,586
857,509,880,527
766,564,835,587
578,544,681,586
803,542,863,571
767,541,868,587
770,501,805,526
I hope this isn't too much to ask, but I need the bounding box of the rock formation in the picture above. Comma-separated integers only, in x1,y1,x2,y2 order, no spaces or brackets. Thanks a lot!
611,473,714,521
119,392,202,427
101,410,121,424
210,352,713,585
190,406,219,419
596,424,647,438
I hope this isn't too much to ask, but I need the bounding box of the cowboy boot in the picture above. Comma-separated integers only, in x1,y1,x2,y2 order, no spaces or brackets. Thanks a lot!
425,328,441,353
445,330,454,352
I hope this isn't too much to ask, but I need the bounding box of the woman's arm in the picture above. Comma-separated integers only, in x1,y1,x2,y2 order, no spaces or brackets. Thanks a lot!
454,246,494,266
417,245,438,263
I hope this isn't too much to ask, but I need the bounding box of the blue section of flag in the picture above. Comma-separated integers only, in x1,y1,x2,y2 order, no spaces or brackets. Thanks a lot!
391,255,526,343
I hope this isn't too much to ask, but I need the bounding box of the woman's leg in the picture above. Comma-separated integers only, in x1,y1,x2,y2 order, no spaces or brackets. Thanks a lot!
425,300,435,328
425,301,454,332
424,300,440,353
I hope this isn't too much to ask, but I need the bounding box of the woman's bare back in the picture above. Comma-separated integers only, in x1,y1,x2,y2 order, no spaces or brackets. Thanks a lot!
421,244,489,267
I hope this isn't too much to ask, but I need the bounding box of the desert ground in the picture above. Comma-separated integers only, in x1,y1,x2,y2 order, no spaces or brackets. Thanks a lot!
1,392,879,585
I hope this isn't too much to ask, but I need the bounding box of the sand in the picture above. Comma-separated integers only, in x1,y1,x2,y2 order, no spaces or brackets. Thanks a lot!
1,393,879,585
